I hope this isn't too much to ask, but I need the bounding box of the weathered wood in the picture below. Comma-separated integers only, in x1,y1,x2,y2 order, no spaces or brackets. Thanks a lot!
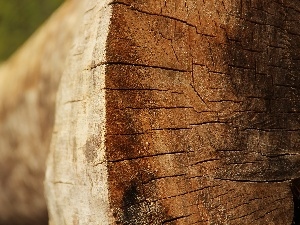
0,1,82,224
45,1,114,225
46,0,299,224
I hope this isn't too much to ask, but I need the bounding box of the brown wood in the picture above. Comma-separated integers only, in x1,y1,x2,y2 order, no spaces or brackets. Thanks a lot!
104,1,299,224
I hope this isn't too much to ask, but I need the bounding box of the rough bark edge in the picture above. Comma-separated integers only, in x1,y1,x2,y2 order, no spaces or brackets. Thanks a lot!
45,1,115,224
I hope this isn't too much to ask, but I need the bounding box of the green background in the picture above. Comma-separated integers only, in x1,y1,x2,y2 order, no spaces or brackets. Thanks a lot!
0,0,64,62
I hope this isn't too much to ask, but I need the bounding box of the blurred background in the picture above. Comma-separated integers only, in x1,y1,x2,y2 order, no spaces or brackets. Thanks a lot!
0,1,73,224
0,0,64,62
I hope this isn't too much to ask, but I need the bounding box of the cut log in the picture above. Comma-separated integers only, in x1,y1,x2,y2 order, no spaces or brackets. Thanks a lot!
45,0,300,224
0,1,83,224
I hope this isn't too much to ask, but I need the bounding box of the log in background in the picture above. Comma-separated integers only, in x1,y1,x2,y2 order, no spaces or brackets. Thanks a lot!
0,1,82,224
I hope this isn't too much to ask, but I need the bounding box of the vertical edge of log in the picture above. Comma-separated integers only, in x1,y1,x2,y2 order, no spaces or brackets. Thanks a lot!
44,1,115,224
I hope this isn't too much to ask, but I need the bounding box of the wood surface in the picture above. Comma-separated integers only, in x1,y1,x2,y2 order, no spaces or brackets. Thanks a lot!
1,0,299,224
104,0,300,224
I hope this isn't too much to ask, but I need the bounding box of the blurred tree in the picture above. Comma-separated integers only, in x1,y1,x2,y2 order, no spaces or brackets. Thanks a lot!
0,0,63,61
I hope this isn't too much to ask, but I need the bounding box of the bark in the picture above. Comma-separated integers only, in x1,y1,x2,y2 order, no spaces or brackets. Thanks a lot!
45,0,299,224
0,1,82,224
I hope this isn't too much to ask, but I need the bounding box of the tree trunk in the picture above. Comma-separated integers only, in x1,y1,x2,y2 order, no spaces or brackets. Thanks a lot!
0,1,82,224
15,0,300,224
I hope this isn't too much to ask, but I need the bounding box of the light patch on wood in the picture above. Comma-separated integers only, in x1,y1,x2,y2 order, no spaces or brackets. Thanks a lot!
85,135,101,163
